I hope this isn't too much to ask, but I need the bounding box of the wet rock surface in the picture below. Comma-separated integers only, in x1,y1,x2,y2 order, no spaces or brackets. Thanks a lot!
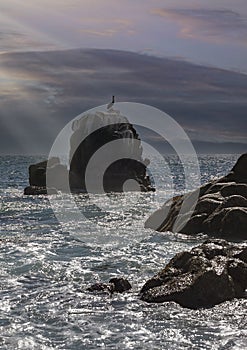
140,239,247,309
145,153,247,240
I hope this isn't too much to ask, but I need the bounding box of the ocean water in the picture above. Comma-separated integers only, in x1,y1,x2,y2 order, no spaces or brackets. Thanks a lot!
1,154,246,350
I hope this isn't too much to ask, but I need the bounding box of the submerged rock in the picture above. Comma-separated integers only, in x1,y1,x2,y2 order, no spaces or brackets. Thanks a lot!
140,239,247,309
87,277,132,294
145,153,247,240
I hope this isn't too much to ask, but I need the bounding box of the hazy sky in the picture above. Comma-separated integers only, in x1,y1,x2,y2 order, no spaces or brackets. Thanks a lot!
0,0,247,154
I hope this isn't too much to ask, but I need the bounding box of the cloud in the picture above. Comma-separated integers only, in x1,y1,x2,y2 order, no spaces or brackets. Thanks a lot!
80,18,135,37
81,29,118,37
151,8,247,44
1,48,247,154
0,30,55,52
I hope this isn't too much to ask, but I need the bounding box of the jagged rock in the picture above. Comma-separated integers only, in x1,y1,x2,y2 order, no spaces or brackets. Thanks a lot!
145,153,247,240
87,277,132,294
140,239,247,309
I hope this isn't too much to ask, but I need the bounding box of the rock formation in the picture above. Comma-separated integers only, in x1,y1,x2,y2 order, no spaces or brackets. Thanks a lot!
69,109,153,193
140,239,247,309
24,109,154,194
145,153,247,240
24,157,66,195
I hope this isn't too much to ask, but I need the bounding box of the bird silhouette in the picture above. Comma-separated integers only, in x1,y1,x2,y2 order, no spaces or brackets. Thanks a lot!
107,95,115,110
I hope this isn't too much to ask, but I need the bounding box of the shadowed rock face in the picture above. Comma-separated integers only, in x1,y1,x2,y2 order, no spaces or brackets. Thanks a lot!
145,153,247,240
140,239,247,309
69,110,153,193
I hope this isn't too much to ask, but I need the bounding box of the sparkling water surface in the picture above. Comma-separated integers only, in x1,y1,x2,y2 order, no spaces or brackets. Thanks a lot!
1,154,246,349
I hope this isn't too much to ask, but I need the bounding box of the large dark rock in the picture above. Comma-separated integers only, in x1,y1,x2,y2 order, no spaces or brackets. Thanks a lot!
69,110,154,193
145,153,247,240
140,239,247,309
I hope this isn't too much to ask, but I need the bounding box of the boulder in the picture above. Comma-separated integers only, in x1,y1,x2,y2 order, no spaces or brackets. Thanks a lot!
109,277,132,293
140,239,247,309
145,153,247,240
87,277,132,294
220,184,247,198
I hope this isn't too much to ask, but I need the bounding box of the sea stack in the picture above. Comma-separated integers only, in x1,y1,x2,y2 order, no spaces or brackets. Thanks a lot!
24,108,154,194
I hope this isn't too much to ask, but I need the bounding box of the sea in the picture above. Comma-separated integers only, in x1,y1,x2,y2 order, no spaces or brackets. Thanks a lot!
1,154,246,350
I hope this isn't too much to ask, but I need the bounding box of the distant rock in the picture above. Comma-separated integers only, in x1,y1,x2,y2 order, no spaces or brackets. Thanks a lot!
24,157,67,195
140,239,247,309
145,153,247,240
28,157,62,187
87,277,132,294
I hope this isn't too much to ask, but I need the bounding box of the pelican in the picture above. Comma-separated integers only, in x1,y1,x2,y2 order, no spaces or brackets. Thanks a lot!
107,95,115,110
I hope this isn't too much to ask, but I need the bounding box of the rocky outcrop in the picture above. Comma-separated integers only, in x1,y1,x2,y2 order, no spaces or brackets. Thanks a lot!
24,109,154,194
69,110,154,193
87,277,132,294
145,153,247,240
140,239,247,309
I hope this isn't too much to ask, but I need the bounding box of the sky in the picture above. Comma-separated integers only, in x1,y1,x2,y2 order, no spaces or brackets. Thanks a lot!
0,0,247,154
